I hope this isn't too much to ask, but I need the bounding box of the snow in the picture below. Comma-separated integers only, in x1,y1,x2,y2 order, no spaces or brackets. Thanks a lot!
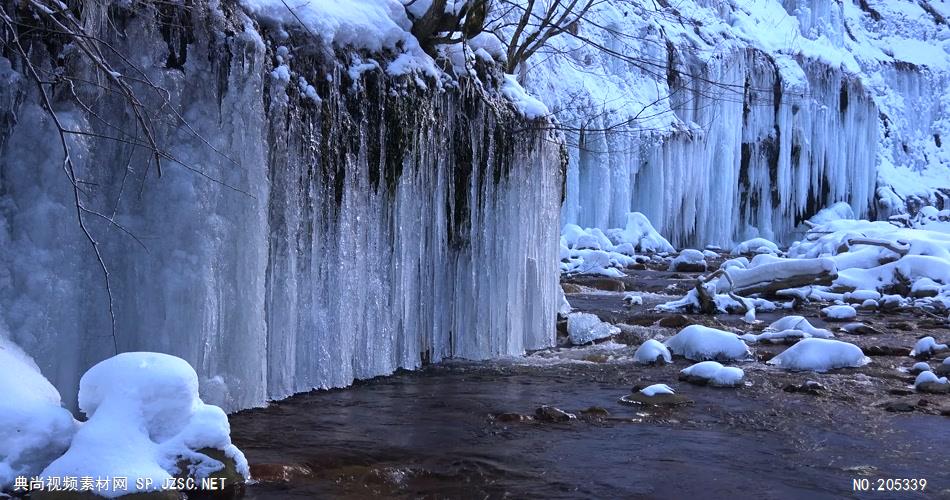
566,313,619,345
500,74,549,119
664,325,752,361
821,305,857,321
680,361,745,387
623,293,643,306
0,336,76,490
767,338,871,372
911,362,931,374
640,384,675,397
910,336,949,357
40,353,249,497
633,339,672,365
560,213,672,275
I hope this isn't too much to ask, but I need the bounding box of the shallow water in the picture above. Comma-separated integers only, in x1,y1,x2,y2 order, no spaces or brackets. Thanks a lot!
231,359,948,499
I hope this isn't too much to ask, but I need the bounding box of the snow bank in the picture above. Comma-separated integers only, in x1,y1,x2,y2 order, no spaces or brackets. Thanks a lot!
820,305,857,321
41,353,248,497
566,313,619,345
679,361,744,387
767,338,870,372
0,336,76,490
633,339,672,365
664,325,752,361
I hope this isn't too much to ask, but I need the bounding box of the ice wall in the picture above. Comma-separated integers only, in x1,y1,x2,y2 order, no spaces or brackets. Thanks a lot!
0,2,562,411
525,0,950,247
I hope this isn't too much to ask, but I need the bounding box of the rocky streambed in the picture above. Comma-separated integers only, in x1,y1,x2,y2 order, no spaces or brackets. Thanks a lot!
230,260,950,499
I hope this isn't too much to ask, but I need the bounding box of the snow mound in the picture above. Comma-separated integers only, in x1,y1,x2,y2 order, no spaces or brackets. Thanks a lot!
640,384,675,396
765,316,833,339
664,325,752,361
0,336,77,490
623,292,643,305
740,329,809,344
633,339,672,365
820,305,857,321
613,212,675,253
41,353,249,497
767,338,870,372
732,238,779,256
679,361,744,387
910,336,948,357
560,213,671,275
567,313,619,345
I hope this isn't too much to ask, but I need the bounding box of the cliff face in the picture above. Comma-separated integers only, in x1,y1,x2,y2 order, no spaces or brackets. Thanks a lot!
0,1,563,411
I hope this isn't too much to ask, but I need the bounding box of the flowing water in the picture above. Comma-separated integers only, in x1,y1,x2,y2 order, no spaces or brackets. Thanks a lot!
231,357,948,499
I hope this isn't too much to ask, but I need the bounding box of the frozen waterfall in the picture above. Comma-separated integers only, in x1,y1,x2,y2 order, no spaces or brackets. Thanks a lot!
0,4,562,411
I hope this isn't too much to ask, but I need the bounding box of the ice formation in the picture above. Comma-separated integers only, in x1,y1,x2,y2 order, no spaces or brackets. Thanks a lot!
0,336,76,490
664,325,752,362
679,361,745,387
540,0,950,247
41,352,249,497
767,338,870,372
0,2,562,411
764,316,833,339
567,313,619,345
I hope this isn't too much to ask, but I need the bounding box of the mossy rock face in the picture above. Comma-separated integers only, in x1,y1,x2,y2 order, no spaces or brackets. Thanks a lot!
31,490,179,500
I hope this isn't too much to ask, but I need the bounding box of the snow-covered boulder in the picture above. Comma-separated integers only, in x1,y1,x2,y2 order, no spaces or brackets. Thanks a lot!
0,337,77,490
669,249,707,272
910,361,931,375
765,316,834,339
640,383,675,396
567,313,619,345
623,292,643,305
608,212,675,253
910,336,948,357
731,237,779,256
719,257,749,270
767,338,870,372
679,361,744,387
820,305,857,321
914,370,949,393
664,325,752,361
633,339,672,365
41,352,249,496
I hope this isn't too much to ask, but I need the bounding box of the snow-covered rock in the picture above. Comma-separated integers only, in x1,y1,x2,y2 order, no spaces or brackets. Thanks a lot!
732,238,779,256
664,325,752,361
910,362,931,375
767,338,870,372
566,313,619,345
910,336,949,357
623,293,643,306
679,361,744,387
914,370,949,393
765,316,834,339
669,249,707,272
0,336,76,490
633,339,672,365
40,353,249,497
820,305,857,321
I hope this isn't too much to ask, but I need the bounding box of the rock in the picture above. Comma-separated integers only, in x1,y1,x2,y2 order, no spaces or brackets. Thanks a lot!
585,278,626,292
863,345,911,357
936,363,950,377
916,381,950,394
888,321,915,331
580,406,610,417
561,282,583,294
657,315,692,328
495,412,532,423
783,380,826,395
534,405,576,422
619,393,693,406
888,388,915,396
180,447,246,497
249,463,314,483
883,401,916,413
941,407,950,417
840,323,882,336
626,263,647,271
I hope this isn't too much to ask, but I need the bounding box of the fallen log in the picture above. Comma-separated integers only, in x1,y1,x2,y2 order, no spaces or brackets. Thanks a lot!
717,258,838,297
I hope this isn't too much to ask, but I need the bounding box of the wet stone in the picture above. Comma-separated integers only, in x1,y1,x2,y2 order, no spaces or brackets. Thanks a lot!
585,278,627,292
658,315,693,328
619,393,693,407
534,405,576,422
495,412,532,423
916,381,950,394
561,282,583,294
783,381,826,395
864,345,911,357
883,401,916,413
